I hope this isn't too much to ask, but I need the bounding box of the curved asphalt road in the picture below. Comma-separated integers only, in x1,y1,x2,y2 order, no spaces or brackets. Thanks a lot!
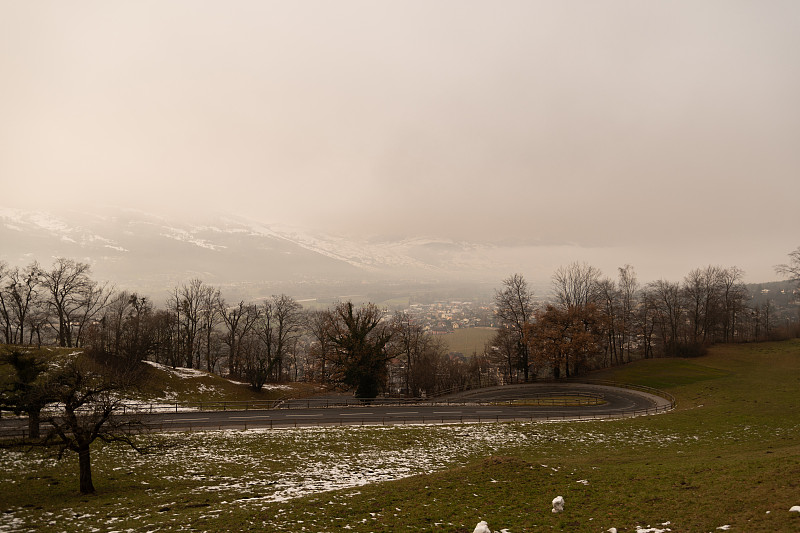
135,382,671,432
0,383,671,436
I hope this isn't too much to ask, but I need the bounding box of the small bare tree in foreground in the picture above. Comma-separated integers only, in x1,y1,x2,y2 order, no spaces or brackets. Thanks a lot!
2,352,157,494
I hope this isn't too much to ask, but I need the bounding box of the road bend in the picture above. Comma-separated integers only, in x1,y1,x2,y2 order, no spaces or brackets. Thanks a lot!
0,382,672,435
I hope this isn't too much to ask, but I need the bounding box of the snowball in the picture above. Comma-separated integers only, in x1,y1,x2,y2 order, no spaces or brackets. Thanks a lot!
552,495,565,513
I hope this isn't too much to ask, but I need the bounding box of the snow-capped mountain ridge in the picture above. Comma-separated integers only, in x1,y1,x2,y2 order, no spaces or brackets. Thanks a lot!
0,208,509,291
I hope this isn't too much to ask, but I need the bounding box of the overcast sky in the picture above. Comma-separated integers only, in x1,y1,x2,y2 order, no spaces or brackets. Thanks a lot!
1,1,798,282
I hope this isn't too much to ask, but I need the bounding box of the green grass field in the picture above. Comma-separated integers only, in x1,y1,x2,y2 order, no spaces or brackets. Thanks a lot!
441,327,496,355
1,340,799,532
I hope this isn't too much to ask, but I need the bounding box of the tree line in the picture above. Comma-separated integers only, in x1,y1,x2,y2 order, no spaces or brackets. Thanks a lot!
2,248,799,396
490,251,800,384
0,258,461,398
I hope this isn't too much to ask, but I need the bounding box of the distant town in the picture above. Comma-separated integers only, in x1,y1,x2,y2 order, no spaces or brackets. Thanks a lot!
403,300,497,334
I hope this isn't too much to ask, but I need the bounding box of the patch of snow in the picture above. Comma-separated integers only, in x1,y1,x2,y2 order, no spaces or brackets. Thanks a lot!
224,377,291,391
27,211,72,233
143,360,210,379
159,227,226,251
636,523,672,533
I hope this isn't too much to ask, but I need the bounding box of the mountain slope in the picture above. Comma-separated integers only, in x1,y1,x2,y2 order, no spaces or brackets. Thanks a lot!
0,208,512,292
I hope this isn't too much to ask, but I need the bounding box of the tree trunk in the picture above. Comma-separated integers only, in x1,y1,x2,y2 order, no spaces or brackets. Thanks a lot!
27,409,40,439
78,446,95,494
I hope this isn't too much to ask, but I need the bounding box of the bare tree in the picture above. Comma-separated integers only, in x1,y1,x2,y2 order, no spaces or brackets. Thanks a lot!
1,352,154,494
41,355,151,494
648,279,684,356
106,291,133,356
304,309,335,383
775,246,800,285
596,277,619,367
552,262,601,310
617,265,638,363
172,279,204,368
155,309,181,367
683,265,724,345
1,262,41,345
72,280,114,348
121,294,155,361
488,327,522,384
719,266,747,342
390,311,422,395
494,274,536,381
219,300,260,377
249,294,303,388
636,286,657,359
41,258,98,347
0,261,10,344
269,294,303,381
760,299,773,340
199,285,222,372
389,312,446,397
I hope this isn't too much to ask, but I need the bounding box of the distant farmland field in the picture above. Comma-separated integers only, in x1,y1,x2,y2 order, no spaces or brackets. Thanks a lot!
440,327,495,355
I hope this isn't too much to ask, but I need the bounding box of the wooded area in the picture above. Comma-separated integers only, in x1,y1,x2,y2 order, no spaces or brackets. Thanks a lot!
1,247,798,397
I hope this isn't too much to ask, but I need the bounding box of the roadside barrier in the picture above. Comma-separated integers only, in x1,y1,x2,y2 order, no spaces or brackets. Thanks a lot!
0,382,675,437
109,391,608,415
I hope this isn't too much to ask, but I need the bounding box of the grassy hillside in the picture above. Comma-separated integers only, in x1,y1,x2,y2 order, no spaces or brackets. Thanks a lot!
1,340,799,532
0,345,320,407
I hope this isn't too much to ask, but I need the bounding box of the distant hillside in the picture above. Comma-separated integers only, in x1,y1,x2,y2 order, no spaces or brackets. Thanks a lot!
0,208,361,288
0,207,531,298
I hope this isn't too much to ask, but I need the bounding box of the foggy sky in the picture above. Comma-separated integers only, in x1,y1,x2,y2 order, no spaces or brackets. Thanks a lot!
1,1,798,282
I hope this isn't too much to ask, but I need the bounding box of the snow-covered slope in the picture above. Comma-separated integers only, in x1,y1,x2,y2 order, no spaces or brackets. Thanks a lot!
0,207,515,290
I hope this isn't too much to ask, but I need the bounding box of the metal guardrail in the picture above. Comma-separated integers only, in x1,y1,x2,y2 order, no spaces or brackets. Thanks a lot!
111,391,606,414
0,381,675,437
0,403,675,439
566,378,677,409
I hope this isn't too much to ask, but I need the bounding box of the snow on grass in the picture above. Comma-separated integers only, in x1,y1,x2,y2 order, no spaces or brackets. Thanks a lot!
142,361,292,391
4,417,759,532
143,361,209,379
636,523,672,533
100,421,690,510
224,378,292,391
